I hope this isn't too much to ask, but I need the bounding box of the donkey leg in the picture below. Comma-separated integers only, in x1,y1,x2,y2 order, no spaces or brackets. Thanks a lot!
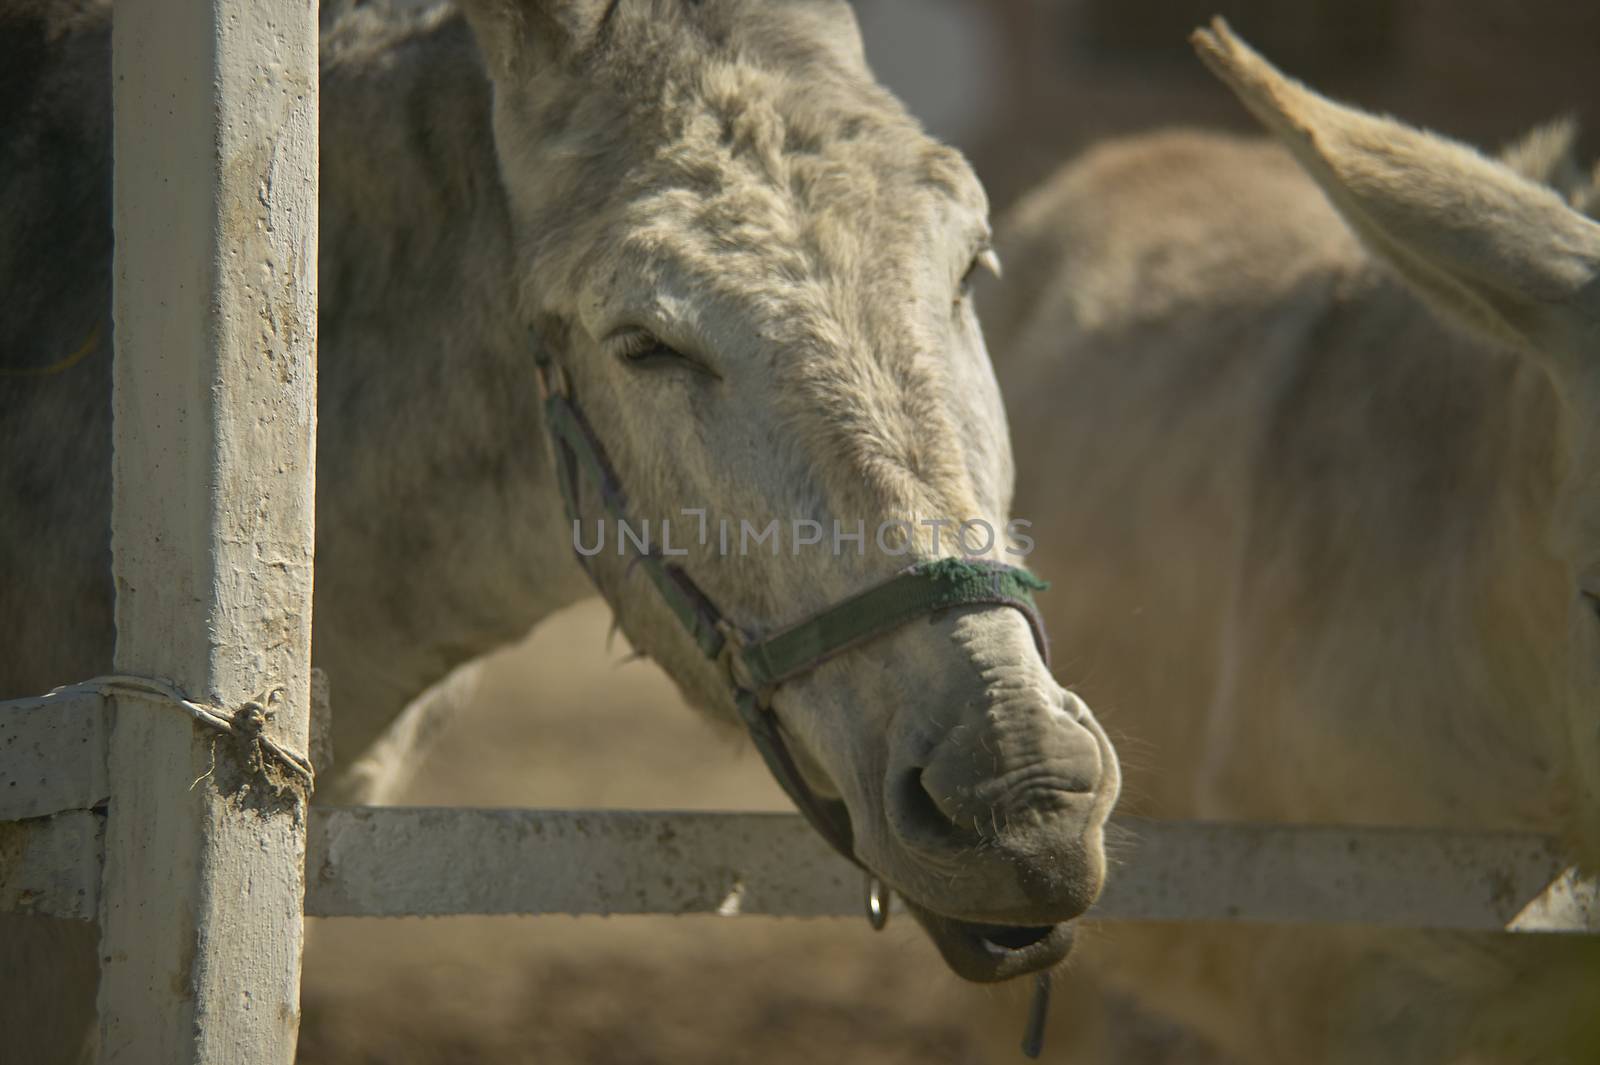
324,660,485,806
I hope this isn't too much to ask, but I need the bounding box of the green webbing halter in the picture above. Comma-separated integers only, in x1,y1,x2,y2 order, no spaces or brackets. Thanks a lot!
534,345,1052,865
731,556,1050,693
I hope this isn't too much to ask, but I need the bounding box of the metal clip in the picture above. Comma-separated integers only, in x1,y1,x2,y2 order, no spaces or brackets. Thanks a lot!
864,873,890,931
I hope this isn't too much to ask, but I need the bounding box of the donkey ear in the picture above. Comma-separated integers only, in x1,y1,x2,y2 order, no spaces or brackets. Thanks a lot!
1498,116,1586,194
458,0,612,80
1192,18,1600,377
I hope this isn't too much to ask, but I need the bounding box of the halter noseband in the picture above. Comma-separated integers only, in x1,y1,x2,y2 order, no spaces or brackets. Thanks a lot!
532,342,1052,869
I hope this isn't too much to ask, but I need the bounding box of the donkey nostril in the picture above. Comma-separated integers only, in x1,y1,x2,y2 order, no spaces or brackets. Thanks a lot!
1056,689,1091,724
892,768,970,840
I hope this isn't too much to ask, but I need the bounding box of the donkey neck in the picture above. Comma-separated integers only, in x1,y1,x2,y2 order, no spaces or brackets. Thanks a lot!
313,9,590,756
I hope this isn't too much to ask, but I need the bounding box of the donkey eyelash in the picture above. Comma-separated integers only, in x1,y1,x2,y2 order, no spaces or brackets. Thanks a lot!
610,331,668,361
608,330,720,378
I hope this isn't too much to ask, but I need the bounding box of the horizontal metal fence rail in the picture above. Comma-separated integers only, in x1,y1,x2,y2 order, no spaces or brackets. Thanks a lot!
300,808,1598,933
0,691,108,823
4,691,1594,934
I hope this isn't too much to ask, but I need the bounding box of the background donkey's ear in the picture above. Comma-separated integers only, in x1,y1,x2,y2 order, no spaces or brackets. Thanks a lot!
1192,18,1600,378
458,0,612,80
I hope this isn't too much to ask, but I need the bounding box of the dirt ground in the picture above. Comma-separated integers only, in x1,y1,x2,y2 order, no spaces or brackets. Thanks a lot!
295,602,1223,1065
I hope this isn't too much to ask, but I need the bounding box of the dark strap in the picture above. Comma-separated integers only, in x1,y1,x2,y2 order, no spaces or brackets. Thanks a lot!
545,392,724,657
534,345,1051,870
734,558,1049,693
734,688,858,858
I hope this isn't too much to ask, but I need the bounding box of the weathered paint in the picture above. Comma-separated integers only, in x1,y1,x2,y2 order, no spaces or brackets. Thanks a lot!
95,0,317,1060
1095,818,1599,932
305,807,863,919
0,811,102,919
5,797,1594,931
302,809,1600,933
0,691,108,821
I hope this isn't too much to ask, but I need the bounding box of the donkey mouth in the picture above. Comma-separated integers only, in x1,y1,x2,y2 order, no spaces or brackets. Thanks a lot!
905,901,1074,982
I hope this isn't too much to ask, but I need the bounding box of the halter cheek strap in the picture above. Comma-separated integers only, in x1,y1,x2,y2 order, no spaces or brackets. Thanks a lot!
533,343,1051,868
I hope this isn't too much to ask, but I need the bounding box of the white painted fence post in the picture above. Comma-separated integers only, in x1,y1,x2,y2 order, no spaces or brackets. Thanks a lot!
99,0,317,1060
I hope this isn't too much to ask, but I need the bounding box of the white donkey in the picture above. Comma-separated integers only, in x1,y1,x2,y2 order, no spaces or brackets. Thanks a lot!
1,1,1120,1060
987,20,1600,1065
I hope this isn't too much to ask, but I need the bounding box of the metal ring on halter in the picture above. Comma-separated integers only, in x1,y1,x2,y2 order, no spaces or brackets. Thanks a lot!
864,874,890,931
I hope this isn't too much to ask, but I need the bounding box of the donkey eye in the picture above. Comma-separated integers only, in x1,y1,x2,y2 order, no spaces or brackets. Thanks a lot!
614,332,672,362
611,331,718,378
612,331,679,364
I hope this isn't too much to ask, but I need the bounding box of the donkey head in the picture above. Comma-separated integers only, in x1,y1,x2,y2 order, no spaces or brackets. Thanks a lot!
457,0,1120,979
